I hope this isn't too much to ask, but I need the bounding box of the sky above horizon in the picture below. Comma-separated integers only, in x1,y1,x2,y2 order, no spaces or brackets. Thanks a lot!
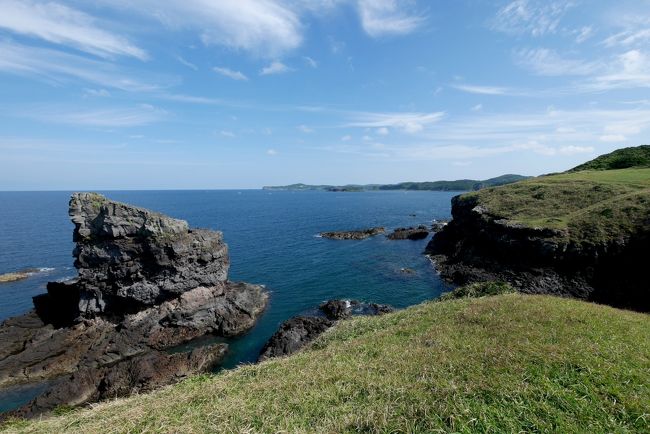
1,0,650,190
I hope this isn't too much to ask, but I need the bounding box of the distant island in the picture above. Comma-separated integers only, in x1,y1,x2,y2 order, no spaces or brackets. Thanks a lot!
263,174,530,192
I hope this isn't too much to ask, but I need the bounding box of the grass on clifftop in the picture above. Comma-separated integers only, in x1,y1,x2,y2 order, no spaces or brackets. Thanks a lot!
459,167,650,243
569,145,650,172
4,293,649,433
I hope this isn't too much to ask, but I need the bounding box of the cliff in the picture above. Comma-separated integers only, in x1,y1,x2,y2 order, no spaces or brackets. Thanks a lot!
0,193,268,417
426,161,650,311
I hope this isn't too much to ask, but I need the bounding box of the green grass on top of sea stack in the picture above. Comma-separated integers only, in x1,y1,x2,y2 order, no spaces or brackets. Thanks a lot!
3,292,649,434
457,167,650,243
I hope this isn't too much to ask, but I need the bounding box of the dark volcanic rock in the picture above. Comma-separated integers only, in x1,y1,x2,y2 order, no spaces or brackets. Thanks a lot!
68,192,230,315
320,227,386,240
10,344,227,419
0,193,268,417
387,226,430,240
259,300,395,361
319,300,395,320
258,316,334,361
430,220,449,233
319,300,354,320
426,194,650,310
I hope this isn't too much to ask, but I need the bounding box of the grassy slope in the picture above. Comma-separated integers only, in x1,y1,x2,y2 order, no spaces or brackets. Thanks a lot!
569,145,650,172
459,168,650,243
5,294,649,433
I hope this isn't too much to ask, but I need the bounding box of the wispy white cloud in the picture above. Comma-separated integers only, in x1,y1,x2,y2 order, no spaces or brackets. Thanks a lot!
0,0,147,60
0,41,165,91
581,50,650,91
20,104,167,127
323,106,650,161
357,0,424,37
83,88,111,98
574,26,594,43
451,84,517,96
219,130,235,138
266,148,278,155
492,0,573,37
297,124,313,133
260,61,292,75
303,56,318,68
177,56,198,70
213,66,249,81
346,111,445,134
514,48,601,76
93,0,302,58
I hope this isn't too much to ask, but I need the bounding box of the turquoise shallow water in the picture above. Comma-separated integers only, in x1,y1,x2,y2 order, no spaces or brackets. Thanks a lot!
0,189,458,411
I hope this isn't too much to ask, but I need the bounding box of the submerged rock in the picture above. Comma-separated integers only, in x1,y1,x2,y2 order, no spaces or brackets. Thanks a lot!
0,193,268,417
387,226,430,240
320,227,386,240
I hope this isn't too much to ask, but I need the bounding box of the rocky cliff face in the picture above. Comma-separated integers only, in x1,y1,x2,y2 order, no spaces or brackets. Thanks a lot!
0,193,268,417
426,194,649,311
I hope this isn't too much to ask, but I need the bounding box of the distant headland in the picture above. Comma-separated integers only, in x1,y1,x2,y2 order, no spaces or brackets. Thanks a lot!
263,174,529,192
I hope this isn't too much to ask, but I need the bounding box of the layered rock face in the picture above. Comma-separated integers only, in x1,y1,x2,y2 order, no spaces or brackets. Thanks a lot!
426,194,649,310
0,193,268,417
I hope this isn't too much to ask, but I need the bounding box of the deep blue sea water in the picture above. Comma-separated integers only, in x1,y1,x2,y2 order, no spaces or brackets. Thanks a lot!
0,190,457,410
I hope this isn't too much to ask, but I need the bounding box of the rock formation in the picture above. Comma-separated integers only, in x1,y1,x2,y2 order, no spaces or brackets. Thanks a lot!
0,193,268,418
387,226,430,240
258,300,394,361
320,227,386,240
426,194,650,311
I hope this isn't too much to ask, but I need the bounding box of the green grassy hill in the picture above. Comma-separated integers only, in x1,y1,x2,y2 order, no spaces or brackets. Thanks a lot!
569,145,650,172
458,167,650,244
4,291,649,433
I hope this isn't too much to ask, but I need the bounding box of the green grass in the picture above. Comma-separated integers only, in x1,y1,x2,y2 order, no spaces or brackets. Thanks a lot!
569,145,650,172
4,293,649,433
458,168,650,243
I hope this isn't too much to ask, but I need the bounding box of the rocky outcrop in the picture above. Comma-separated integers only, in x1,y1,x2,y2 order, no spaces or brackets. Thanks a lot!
259,300,394,361
258,316,334,361
387,226,430,240
0,193,268,417
320,227,385,240
426,194,650,311
319,300,394,320
9,344,227,419
430,220,449,233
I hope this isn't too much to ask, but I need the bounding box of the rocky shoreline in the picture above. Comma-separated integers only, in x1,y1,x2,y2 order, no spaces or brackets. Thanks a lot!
426,193,649,311
0,193,268,418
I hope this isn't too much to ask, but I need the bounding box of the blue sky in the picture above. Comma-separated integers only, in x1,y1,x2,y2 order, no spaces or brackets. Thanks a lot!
1,0,650,190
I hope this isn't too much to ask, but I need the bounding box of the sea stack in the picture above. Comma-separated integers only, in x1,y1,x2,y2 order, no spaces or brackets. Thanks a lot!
0,193,268,418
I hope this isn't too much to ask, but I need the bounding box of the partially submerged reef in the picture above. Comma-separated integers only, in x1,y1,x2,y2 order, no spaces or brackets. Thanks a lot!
0,193,268,418
320,227,386,240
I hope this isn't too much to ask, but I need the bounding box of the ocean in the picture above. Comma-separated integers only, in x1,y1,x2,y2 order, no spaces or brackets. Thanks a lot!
0,189,457,410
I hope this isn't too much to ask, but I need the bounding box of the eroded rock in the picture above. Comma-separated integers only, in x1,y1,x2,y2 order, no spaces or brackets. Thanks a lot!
0,193,268,417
